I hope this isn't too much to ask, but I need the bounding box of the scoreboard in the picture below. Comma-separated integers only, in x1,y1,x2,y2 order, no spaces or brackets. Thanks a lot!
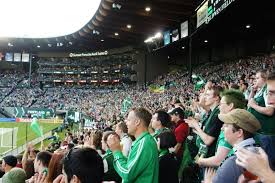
207,0,235,23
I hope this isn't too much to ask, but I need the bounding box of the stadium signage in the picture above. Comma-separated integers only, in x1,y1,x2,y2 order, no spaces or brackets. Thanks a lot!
69,51,108,57
207,0,235,23
14,107,55,118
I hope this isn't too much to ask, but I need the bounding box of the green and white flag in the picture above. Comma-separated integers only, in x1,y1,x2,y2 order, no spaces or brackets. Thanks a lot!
121,97,132,115
194,75,205,91
31,117,43,137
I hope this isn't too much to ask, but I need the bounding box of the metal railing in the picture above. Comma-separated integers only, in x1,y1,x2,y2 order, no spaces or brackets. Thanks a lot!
1,131,52,158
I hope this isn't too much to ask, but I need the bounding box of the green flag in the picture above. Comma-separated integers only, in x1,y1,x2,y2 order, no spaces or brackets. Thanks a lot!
121,97,132,115
31,118,43,137
194,76,205,91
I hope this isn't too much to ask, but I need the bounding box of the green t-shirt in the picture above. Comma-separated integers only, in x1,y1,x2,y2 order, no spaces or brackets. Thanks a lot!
216,131,233,155
196,106,222,158
152,127,169,139
248,85,275,135
113,132,159,183
103,149,121,182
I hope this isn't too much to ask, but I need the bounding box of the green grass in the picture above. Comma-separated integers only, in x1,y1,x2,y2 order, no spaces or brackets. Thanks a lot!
0,122,60,155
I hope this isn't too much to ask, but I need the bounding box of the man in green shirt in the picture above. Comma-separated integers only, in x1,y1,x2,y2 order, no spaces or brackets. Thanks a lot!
151,110,171,139
107,107,159,183
248,70,275,170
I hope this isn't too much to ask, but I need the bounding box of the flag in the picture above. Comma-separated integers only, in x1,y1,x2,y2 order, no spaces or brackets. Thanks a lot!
149,85,165,93
121,97,132,115
31,118,43,137
193,75,205,91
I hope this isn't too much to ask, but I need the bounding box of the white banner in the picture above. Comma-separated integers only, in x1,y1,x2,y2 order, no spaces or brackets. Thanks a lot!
197,0,208,28
181,21,188,38
22,53,30,62
14,53,21,62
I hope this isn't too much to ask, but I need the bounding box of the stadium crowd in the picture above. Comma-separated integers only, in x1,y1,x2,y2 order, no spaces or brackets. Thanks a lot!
0,55,275,183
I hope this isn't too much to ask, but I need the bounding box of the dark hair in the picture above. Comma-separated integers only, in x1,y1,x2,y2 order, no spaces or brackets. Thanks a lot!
63,148,104,183
155,110,172,128
221,90,247,109
132,107,152,127
116,122,128,133
230,84,239,90
36,151,52,168
103,131,117,143
211,86,224,99
232,124,254,140
157,131,177,149
46,153,64,183
257,69,268,80
92,130,103,150
267,71,275,81
243,83,249,88
25,159,35,179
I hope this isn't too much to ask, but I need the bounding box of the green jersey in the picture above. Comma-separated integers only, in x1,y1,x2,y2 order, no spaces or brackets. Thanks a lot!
248,85,275,135
152,127,169,139
216,131,233,155
113,132,159,183
103,149,121,182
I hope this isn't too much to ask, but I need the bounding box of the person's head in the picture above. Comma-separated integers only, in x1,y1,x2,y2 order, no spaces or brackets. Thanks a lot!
2,167,27,183
34,151,52,173
125,108,152,137
156,131,177,151
240,83,249,92
91,130,102,150
219,90,247,114
115,122,128,137
2,155,17,173
169,108,184,123
46,153,64,183
267,71,275,107
255,69,268,88
151,110,171,130
102,131,117,151
204,86,223,107
63,147,104,183
218,109,261,146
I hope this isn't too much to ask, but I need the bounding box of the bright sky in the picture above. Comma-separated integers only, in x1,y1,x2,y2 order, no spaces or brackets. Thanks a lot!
0,0,101,38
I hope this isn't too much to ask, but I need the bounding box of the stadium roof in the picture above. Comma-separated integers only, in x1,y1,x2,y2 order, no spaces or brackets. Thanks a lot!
0,0,199,52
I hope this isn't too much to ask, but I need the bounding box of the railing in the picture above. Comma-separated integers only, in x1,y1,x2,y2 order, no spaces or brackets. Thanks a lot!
0,131,52,158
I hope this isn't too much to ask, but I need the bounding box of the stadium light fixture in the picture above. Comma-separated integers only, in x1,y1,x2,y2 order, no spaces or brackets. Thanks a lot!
101,39,104,42
204,40,208,43
144,37,153,43
8,43,13,47
182,46,185,49
246,24,251,29
0,0,101,38
154,32,162,39
37,45,41,48
115,32,119,36
127,24,132,29
145,7,151,12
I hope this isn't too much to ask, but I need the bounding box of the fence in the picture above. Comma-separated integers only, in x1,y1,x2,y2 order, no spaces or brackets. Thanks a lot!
0,131,52,158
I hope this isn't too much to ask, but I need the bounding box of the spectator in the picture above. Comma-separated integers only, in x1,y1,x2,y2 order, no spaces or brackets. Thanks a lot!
115,122,132,157
169,107,189,162
151,110,171,139
107,107,159,183
101,131,121,182
33,151,52,176
2,167,27,183
212,109,261,183
2,155,17,173
248,70,275,170
157,131,179,183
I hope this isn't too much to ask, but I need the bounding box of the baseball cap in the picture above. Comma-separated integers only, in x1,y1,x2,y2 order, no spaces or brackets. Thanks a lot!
168,107,184,119
218,109,261,134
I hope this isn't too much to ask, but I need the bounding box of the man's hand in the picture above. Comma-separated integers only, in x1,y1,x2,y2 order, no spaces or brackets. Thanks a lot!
107,134,121,152
185,117,200,130
247,98,257,108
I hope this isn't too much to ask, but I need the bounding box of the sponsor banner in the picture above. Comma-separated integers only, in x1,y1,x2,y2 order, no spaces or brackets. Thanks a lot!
69,51,108,57
16,118,63,123
14,107,55,118
181,21,188,38
0,118,16,122
207,0,235,23
197,0,209,28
